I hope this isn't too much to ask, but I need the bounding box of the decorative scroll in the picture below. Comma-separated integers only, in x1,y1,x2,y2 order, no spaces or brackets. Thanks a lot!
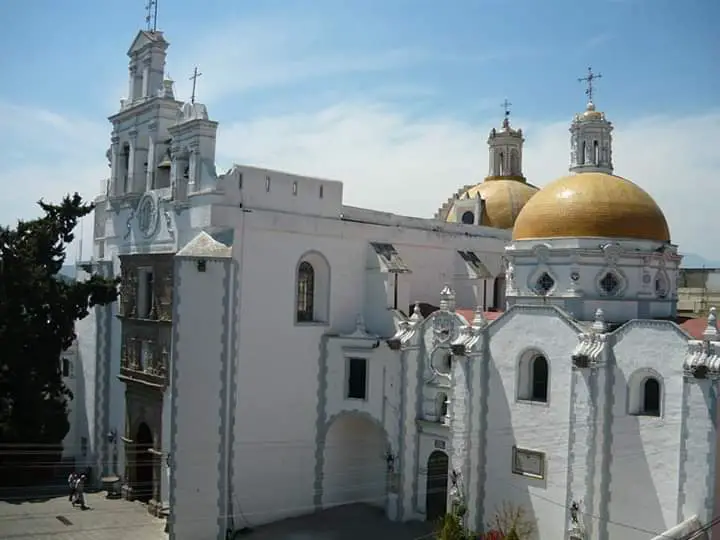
120,267,138,317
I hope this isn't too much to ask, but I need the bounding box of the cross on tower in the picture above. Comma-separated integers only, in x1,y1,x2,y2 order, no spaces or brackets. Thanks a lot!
145,0,158,32
578,66,602,103
189,67,202,104
501,98,512,120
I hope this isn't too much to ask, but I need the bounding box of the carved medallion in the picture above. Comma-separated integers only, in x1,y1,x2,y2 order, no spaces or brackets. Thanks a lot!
137,193,160,238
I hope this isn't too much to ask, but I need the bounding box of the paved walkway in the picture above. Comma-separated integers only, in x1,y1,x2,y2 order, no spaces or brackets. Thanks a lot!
0,492,167,540
242,504,434,540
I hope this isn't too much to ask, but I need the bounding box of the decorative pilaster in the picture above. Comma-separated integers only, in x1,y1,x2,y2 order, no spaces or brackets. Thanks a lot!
127,128,138,193
110,134,120,196
146,122,158,191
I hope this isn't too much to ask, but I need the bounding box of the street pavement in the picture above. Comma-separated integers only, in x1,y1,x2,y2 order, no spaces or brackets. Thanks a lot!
0,492,166,540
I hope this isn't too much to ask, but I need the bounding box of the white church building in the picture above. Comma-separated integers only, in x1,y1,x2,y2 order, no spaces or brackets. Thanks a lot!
76,23,717,540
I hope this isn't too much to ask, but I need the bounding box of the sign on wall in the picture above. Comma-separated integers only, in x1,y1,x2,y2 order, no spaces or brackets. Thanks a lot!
511,446,545,480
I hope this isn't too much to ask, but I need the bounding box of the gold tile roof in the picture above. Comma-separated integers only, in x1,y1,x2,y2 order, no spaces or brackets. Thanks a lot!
512,172,670,242
445,178,539,230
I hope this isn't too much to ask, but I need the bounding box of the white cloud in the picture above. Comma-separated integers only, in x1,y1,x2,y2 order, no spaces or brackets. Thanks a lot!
1,98,718,263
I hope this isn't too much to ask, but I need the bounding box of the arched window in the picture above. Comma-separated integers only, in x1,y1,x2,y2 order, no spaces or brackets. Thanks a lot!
517,351,550,404
498,152,505,175
642,378,661,416
461,211,475,225
593,140,600,165
580,141,586,165
296,261,315,322
531,356,549,402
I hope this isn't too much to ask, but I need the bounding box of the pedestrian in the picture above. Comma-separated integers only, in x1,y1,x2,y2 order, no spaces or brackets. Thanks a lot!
74,474,88,510
68,472,77,504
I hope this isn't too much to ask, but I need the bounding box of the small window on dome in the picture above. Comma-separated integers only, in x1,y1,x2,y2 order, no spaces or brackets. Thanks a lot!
600,272,621,296
534,272,555,295
461,211,475,225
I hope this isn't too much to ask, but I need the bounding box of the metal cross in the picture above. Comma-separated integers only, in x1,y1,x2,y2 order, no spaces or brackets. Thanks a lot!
501,98,512,120
189,67,202,104
145,0,158,32
578,67,602,103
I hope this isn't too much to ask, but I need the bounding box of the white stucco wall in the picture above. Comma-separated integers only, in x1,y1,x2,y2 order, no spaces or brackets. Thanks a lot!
170,256,227,540
608,322,687,539
483,308,579,540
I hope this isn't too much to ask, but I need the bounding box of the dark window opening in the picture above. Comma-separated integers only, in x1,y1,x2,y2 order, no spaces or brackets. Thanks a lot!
347,358,367,400
531,356,549,402
296,261,315,322
642,378,661,416
461,211,475,225
62,358,70,377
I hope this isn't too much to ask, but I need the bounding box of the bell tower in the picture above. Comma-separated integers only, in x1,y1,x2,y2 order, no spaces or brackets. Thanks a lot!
569,67,614,175
487,100,525,180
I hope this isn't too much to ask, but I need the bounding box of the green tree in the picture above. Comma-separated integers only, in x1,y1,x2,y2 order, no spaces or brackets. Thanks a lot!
0,194,118,487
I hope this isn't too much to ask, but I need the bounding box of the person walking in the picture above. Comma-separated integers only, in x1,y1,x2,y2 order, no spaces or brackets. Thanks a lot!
67,472,77,505
73,474,88,510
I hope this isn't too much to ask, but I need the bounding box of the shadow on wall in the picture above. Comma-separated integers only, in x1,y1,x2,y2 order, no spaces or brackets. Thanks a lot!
73,347,92,476
607,367,667,538
482,359,538,537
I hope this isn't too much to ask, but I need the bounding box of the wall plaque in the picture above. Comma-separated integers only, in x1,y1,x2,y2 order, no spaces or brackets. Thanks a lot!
511,446,545,479
434,439,446,450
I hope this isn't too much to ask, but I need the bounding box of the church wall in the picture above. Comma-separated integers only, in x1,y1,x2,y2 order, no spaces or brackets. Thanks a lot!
226,207,504,526
608,323,687,539
169,256,227,540
484,308,579,540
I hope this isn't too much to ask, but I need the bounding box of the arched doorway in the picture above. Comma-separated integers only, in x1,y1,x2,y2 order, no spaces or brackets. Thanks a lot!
134,422,154,502
426,450,449,522
322,413,388,509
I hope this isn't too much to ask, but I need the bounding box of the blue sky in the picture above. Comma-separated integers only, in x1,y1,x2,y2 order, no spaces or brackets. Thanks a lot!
0,0,718,259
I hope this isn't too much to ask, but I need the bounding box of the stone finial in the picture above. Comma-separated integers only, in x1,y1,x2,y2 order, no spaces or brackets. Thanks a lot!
472,306,487,328
439,284,456,312
704,307,718,341
160,78,175,99
591,308,607,333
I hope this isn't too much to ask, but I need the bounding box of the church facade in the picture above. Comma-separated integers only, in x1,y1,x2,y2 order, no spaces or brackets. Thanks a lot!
80,23,717,540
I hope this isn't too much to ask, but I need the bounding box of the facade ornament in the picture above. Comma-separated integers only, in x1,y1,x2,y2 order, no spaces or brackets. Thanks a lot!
410,302,423,322
703,307,718,341
591,308,607,333
572,332,606,369
439,284,456,312
532,243,550,263
471,306,487,329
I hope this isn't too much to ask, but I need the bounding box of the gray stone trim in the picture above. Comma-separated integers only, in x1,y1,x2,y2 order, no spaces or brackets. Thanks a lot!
676,379,689,525
487,304,584,337
217,259,232,539
313,335,330,509
397,350,407,518
103,300,112,476
585,371,599,539
227,261,239,531
598,348,615,540
611,319,690,340
167,259,182,540
412,341,426,514
473,339,489,531
703,383,717,523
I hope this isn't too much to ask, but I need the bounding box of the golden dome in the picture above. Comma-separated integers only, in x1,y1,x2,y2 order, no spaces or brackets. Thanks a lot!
579,102,604,121
512,172,670,242
446,178,540,230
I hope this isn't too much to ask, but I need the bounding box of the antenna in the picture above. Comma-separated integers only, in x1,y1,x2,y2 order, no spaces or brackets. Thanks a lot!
578,66,602,104
189,67,203,104
145,0,158,32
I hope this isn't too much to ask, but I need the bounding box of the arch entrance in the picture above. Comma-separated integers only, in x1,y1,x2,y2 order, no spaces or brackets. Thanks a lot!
322,413,388,509
426,450,449,521
133,422,154,503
